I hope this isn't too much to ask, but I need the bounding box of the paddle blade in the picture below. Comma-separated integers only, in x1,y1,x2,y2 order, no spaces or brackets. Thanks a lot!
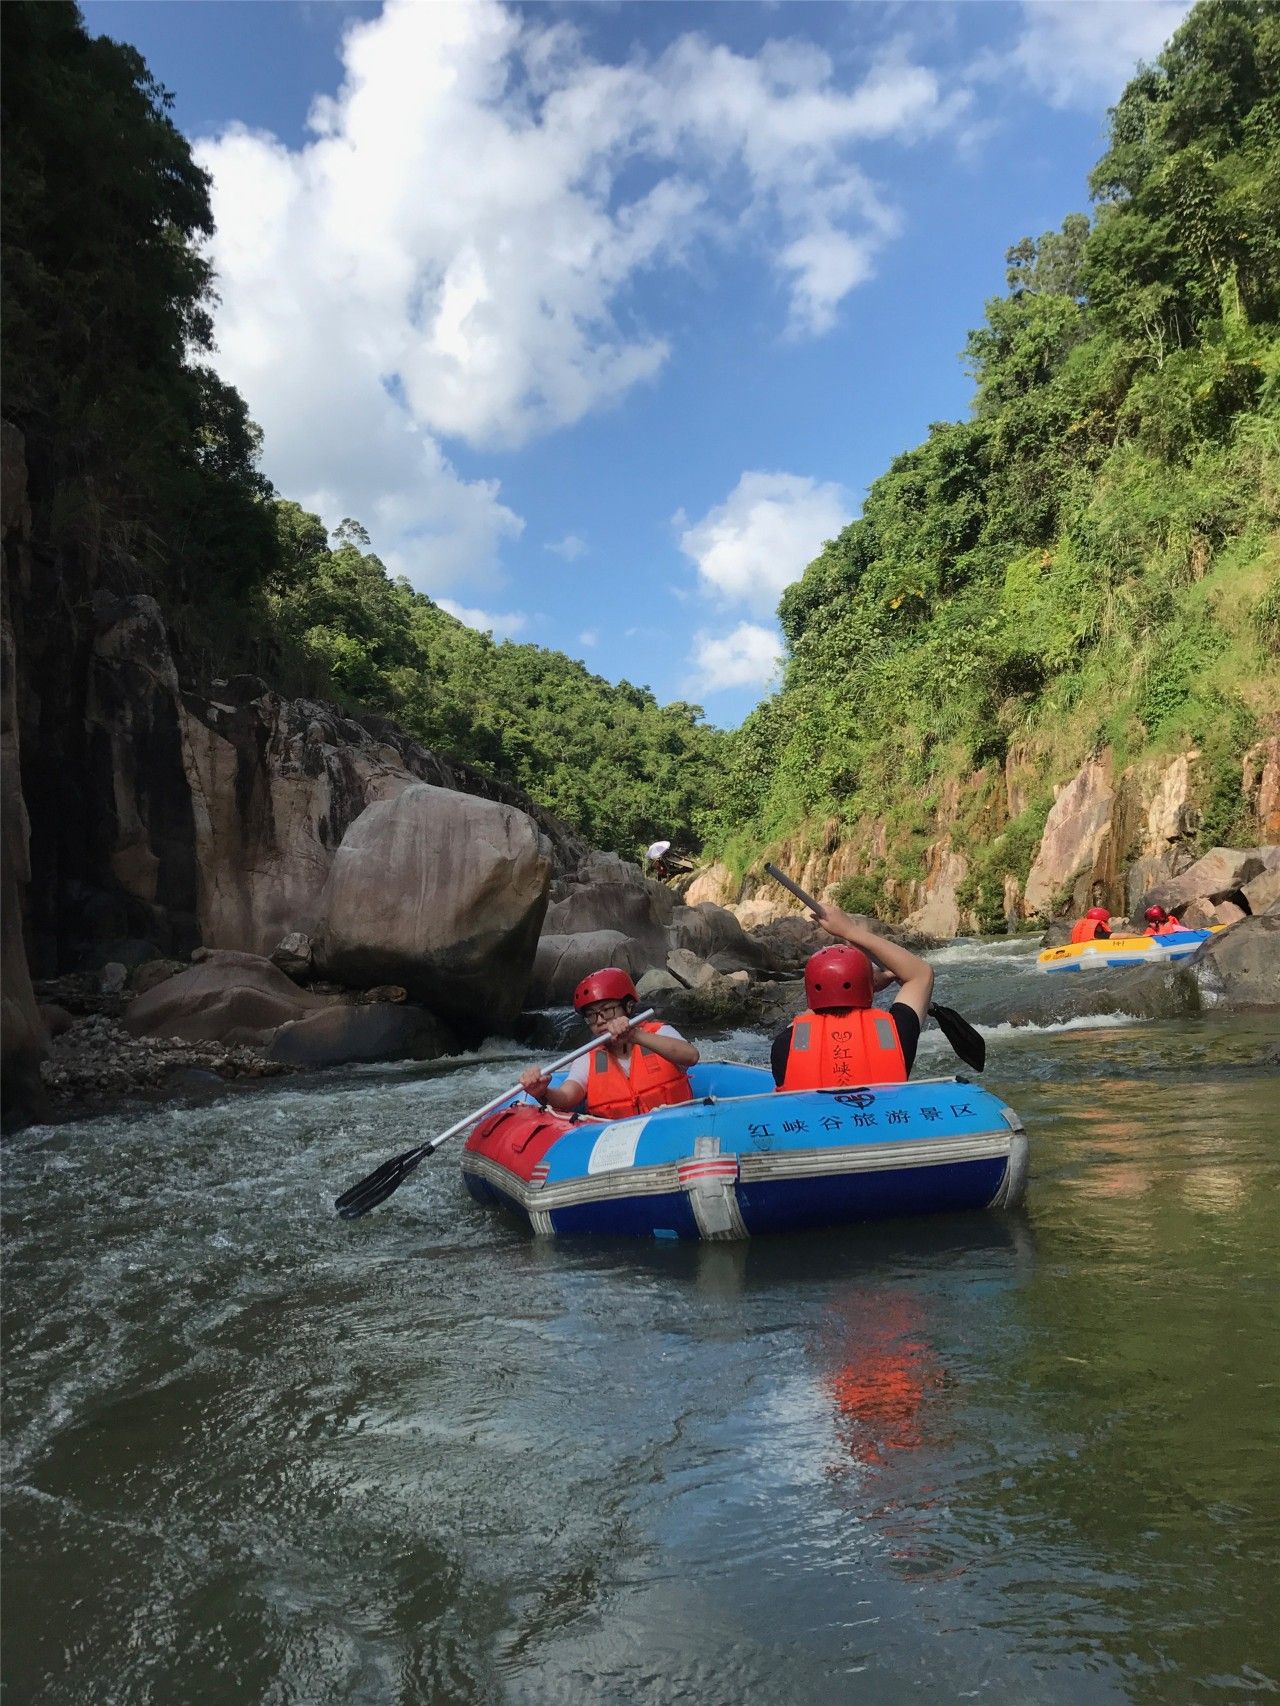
929,1003,986,1073
334,1145,429,1220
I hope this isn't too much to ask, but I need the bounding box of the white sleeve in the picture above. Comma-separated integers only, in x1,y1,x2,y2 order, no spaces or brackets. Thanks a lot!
564,1052,593,1088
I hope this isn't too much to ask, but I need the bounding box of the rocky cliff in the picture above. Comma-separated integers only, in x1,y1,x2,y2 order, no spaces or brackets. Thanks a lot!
0,423,589,1110
686,740,1280,937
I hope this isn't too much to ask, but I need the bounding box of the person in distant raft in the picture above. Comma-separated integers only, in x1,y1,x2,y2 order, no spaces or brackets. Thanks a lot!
771,902,935,1090
1142,905,1181,936
1070,906,1112,944
519,969,699,1119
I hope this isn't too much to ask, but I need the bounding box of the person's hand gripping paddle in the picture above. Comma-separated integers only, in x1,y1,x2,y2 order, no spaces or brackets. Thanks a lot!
334,1013,655,1219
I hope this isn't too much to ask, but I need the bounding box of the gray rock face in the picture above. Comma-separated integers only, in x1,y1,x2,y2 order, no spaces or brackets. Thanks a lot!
1243,865,1280,915
668,903,763,971
546,854,674,958
1147,846,1280,916
314,784,552,1028
266,1002,454,1067
1,558,48,1125
1189,914,1280,1008
526,930,646,1006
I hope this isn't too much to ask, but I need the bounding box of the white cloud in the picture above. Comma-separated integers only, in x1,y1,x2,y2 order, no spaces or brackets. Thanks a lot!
546,533,589,561
194,0,967,601
678,471,850,616
1006,1,1190,108
437,598,528,641
691,623,784,693
578,628,599,648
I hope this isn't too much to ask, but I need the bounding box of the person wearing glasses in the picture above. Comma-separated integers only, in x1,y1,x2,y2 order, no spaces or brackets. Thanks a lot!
519,968,699,1119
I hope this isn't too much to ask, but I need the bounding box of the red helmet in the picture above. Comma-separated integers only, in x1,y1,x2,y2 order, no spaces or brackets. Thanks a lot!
804,945,874,1012
1144,905,1168,923
1086,906,1110,922
572,968,638,1012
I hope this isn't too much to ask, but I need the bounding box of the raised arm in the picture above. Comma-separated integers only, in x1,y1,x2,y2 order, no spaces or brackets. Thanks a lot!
808,901,935,1026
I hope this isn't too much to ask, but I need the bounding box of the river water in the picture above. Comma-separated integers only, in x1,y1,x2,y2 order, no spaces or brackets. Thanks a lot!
4,940,1278,1702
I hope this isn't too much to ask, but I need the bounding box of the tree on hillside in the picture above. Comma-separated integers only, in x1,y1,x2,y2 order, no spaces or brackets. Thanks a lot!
1,0,276,616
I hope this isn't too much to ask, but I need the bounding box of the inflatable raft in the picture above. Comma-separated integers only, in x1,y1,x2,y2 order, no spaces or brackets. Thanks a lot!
1038,928,1216,973
461,1062,1027,1241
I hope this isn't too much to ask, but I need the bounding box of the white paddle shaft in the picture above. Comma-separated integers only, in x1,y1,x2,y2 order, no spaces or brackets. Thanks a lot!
423,1008,656,1156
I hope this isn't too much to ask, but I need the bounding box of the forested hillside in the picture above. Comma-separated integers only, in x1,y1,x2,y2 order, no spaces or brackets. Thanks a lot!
1,0,721,859
264,505,720,853
714,0,1279,924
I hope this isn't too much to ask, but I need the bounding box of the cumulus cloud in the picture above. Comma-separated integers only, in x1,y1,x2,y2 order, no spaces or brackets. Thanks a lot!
1005,1,1190,108
545,533,589,561
691,623,784,693
437,598,528,641
677,471,850,617
195,0,965,597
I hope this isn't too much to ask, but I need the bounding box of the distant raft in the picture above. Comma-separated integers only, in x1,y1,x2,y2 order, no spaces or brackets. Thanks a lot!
461,1061,1027,1241
1037,927,1219,973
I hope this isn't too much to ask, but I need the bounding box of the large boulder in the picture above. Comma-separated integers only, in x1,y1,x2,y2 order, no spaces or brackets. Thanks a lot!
266,1002,455,1067
1243,864,1280,915
668,903,764,972
314,784,552,1028
1188,915,1280,1008
525,930,648,1006
1146,846,1280,918
545,853,674,954
125,949,326,1045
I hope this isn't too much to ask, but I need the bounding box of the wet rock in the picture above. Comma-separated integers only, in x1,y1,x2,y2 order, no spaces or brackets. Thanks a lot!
356,984,407,1005
266,1002,455,1067
650,977,803,1036
1,571,49,1128
1188,915,1280,1009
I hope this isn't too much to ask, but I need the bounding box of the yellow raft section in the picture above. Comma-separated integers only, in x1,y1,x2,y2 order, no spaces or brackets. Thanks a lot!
1038,926,1226,973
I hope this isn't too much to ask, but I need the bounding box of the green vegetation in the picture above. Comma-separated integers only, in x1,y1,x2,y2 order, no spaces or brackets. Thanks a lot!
264,506,722,853
711,0,1279,910
2,2,720,859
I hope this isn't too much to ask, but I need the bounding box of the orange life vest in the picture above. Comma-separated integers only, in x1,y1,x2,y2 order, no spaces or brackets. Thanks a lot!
1070,918,1108,943
1149,919,1181,936
779,1009,908,1092
584,1021,693,1120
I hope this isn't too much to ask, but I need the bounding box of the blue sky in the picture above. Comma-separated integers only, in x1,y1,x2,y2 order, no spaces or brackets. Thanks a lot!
84,0,1189,726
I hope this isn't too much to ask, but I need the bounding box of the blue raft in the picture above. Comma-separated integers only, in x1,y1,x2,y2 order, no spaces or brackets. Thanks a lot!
462,1061,1027,1241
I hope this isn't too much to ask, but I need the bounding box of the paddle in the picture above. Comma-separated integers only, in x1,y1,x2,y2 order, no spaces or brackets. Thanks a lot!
762,862,986,1073
333,1009,656,1220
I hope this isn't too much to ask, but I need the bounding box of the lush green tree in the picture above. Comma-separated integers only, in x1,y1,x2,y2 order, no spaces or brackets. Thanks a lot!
1,0,277,618
712,0,1279,907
